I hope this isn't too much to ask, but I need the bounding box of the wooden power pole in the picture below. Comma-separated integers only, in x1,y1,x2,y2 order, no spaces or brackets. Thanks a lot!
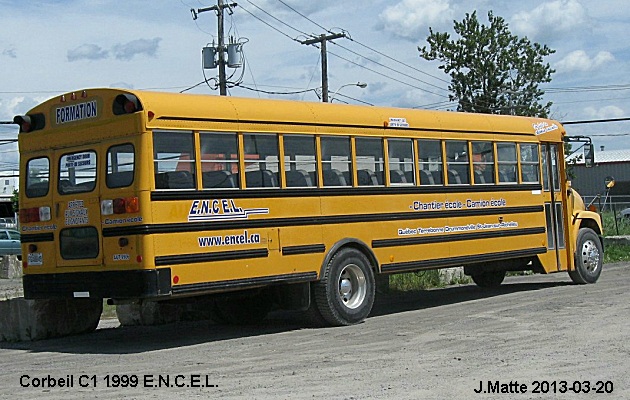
300,32,347,102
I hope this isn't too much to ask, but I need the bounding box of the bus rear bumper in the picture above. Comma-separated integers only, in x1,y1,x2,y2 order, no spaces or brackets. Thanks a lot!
23,269,172,300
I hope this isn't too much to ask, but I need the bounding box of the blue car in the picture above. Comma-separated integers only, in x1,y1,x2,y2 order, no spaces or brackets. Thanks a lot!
0,229,21,258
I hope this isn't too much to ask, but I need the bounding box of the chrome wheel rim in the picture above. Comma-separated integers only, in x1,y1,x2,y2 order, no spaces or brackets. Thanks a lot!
338,264,367,309
581,239,601,275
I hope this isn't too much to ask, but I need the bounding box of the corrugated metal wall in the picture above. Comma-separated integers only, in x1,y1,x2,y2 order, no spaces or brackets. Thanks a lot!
571,162,630,205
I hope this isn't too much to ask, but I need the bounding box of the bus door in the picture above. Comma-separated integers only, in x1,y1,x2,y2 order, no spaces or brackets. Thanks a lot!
53,148,103,268
540,143,569,271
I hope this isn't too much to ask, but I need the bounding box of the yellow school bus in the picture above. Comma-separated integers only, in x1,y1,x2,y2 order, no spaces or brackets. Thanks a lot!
15,88,602,327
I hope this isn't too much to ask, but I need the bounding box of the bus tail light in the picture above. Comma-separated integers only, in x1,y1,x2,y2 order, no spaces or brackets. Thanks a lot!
101,197,139,215
113,94,143,115
19,206,51,223
13,113,45,133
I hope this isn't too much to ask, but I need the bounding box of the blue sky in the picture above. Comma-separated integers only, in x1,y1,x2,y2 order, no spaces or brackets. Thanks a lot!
1,0,629,173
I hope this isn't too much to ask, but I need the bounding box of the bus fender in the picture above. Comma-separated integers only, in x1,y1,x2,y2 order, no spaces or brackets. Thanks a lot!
318,238,380,280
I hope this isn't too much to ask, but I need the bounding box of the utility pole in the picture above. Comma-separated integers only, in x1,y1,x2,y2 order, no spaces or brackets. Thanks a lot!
193,0,237,96
300,32,346,102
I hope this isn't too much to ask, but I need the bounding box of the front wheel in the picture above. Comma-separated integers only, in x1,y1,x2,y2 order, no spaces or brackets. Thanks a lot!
311,248,375,326
569,228,603,284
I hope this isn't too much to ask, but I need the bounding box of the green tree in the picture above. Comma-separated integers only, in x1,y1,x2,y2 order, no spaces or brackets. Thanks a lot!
11,189,18,213
418,11,555,117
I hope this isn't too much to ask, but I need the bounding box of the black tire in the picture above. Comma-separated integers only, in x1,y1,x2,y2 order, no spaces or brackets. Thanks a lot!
569,228,603,284
471,270,506,288
213,291,273,325
312,248,375,326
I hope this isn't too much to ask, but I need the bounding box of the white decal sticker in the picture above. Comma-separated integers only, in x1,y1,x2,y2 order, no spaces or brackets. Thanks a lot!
188,199,269,222
388,117,409,128
533,121,559,135
65,200,89,226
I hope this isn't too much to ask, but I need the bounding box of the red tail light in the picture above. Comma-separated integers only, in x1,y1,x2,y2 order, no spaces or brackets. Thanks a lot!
19,207,51,223
102,197,139,215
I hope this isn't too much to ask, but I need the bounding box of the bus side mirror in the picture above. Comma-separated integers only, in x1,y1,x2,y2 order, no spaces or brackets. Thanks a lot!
584,144,594,168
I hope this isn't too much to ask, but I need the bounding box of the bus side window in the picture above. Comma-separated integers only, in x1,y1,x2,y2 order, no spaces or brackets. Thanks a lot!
417,139,442,185
200,132,239,189
25,157,50,198
106,144,135,188
388,138,415,185
283,135,317,188
355,137,383,186
520,143,540,184
472,141,495,184
445,141,469,185
497,142,517,184
153,130,196,190
321,136,353,187
243,134,279,188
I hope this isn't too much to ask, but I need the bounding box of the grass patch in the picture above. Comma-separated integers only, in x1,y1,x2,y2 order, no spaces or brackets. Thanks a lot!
389,269,470,292
603,243,630,264
602,211,630,236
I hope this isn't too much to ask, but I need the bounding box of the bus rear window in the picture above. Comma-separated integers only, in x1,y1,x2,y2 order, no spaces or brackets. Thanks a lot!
26,157,50,198
59,151,97,195
60,227,99,259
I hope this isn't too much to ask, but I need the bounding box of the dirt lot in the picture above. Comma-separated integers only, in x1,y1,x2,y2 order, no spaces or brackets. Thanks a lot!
1,262,628,399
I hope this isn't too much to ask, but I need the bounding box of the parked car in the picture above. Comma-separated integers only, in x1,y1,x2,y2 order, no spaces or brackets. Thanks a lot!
0,218,16,228
0,229,21,258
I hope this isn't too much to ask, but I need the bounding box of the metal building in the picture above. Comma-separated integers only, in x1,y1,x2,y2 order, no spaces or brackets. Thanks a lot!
570,148,630,206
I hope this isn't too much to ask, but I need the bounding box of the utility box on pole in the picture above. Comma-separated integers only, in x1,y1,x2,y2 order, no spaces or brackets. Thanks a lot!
202,46,218,69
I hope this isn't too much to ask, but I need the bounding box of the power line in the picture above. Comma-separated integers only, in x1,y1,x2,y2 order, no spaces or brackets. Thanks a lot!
276,0,329,32
273,0,451,88
545,84,630,93
562,117,630,125
331,41,449,93
347,36,451,85
327,50,447,97
244,0,309,37
236,84,318,95
238,2,301,42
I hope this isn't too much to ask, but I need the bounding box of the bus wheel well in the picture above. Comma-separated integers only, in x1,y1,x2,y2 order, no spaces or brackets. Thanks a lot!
319,239,379,279
580,218,601,236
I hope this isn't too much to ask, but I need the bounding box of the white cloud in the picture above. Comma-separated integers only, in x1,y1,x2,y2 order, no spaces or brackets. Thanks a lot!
584,105,625,119
512,0,587,40
2,48,16,58
112,38,162,61
66,37,163,63
378,0,454,40
0,96,40,121
556,50,615,72
67,44,109,62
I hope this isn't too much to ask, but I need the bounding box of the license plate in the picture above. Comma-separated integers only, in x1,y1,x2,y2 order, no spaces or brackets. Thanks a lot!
27,252,43,266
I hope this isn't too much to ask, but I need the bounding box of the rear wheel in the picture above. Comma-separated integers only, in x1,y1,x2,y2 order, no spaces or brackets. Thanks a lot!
569,228,602,284
471,270,506,288
311,248,375,326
